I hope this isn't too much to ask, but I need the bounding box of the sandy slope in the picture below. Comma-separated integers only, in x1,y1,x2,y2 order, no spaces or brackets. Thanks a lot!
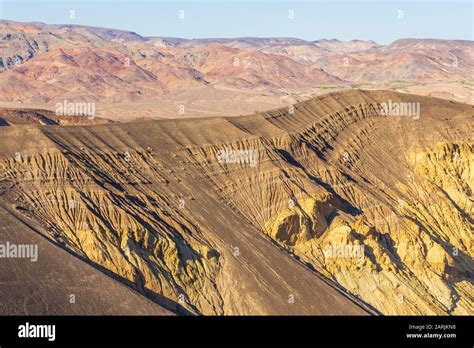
0,204,172,315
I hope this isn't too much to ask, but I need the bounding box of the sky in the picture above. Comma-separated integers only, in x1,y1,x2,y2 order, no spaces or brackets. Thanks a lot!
0,0,472,44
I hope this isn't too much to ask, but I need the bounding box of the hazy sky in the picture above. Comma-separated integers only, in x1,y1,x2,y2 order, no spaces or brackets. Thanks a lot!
0,0,472,44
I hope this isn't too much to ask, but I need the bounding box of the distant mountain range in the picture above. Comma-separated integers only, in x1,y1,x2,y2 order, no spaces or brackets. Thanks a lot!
0,20,472,119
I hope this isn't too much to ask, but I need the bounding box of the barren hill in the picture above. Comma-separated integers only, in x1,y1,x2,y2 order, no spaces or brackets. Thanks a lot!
0,107,111,126
0,205,172,315
303,39,474,83
0,90,472,315
172,44,343,89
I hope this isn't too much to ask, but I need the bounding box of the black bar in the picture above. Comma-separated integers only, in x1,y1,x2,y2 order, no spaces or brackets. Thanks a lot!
0,316,472,346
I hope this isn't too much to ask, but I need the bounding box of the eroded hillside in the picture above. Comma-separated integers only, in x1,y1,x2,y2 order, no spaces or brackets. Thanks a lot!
0,90,472,315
